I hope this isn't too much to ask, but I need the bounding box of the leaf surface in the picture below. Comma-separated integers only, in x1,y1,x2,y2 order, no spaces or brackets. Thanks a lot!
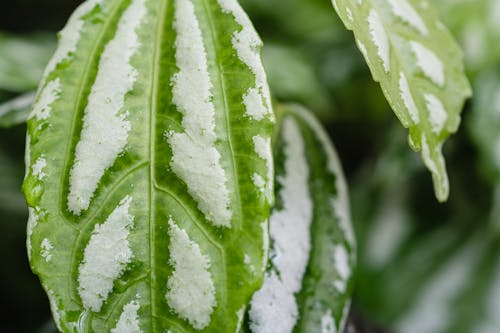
23,0,274,332
0,32,55,92
331,0,471,201
0,91,35,128
246,104,355,333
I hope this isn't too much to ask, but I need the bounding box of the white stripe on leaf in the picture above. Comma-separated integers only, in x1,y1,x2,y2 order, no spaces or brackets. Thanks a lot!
168,0,231,228
111,299,142,333
249,117,313,333
68,0,146,215
43,0,105,79
78,196,134,312
30,78,61,121
166,219,216,330
217,0,273,121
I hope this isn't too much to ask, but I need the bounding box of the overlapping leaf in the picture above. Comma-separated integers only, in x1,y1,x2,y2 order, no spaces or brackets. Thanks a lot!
0,32,55,92
331,0,472,201
244,104,355,333
23,0,274,331
469,70,500,180
0,91,35,128
434,0,500,72
350,121,500,333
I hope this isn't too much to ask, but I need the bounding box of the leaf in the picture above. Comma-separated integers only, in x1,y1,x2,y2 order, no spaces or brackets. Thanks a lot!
0,91,35,128
0,144,27,215
331,0,472,201
469,69,500,179
350,123,499,332
434,0,500,72
262,43,331,118
246,104,355,333
0,32,56,92
23,0,274,332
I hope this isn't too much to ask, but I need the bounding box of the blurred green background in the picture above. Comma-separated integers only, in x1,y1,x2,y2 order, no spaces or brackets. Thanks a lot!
1,0,500,332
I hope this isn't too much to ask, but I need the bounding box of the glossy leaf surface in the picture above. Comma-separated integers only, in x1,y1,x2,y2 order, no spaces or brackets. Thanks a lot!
246,104,355,333
23,0,274,331
331,0,472,201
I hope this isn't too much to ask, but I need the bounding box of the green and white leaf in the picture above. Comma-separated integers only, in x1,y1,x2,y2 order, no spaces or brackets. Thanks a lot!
246,104,355,333
358,219,500,333
350,125,500,333
0,32,55,92
331,0,472,201
23,0,274,332
0,91,35,128
434,0,500,72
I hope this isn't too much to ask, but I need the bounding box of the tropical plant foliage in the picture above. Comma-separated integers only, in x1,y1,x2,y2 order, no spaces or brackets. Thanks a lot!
2,0,500,332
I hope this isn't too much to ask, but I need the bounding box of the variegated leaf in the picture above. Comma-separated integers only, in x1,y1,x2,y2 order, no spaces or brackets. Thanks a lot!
23,0,274,332
434,0,500,72
0,91,35,128
331,0,472,201
0,32,55,92
246,104,355,333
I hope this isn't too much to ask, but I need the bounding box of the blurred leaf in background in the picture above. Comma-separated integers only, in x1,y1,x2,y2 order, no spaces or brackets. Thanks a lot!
0,2,76,332
0,32,55,93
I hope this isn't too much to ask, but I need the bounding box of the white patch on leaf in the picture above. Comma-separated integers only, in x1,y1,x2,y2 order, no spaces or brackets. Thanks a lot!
321,309,336,333
40,238,53,262
252,173,266,191
261,220,269,271
250,117,312,333
111,300,142,333
236,306,246,333
346,8,353,22
399,72,420,124
68,0,146,215
368,10,390,72
43,0,104,78
367,198,410,268
78,196,134,312
294,107,355,246
462,22,486,68
26,207,39,261
47,290,63,332
411,41,445,86
421,134,449,202
166,219,216,330
24,134,31,178
32,157,47,180
356,40,368,59
168,0,231,228
30,79,61,121
387,0,427,35
332,246,350,293
397,238,481,333
425,94,447,134
253,135,273,201
217,0,273,121
249,271,299,333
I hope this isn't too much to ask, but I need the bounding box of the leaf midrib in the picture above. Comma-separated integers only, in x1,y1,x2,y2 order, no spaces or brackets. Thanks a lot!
148,0,168,331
